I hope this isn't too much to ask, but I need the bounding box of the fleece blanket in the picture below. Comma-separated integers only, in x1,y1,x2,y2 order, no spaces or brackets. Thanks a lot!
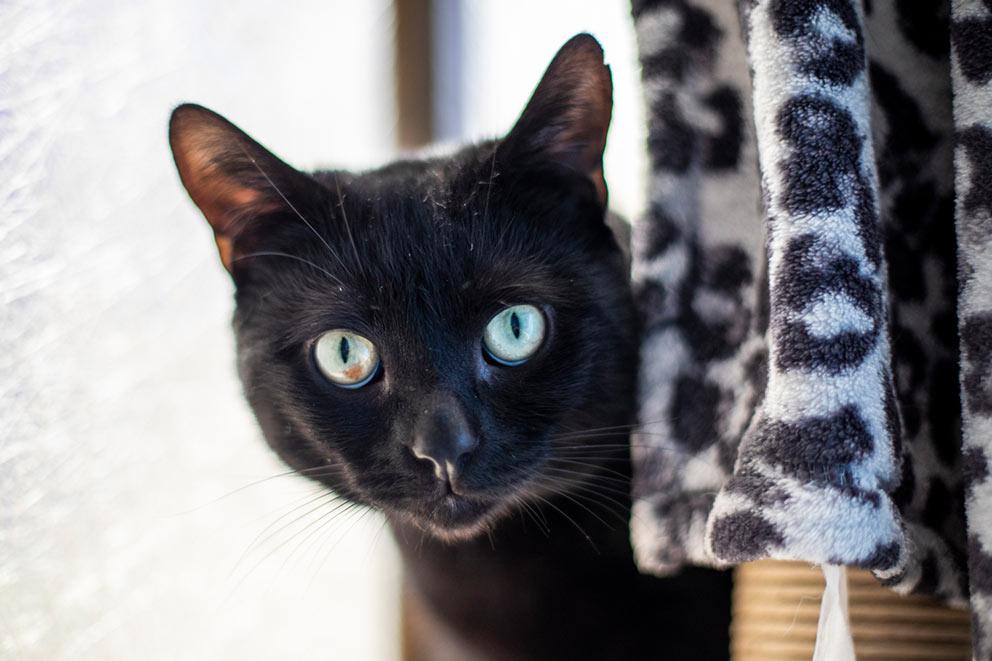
628,0,992,654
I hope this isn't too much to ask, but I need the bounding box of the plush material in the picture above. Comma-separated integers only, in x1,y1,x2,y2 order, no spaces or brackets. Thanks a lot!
628,0,992,654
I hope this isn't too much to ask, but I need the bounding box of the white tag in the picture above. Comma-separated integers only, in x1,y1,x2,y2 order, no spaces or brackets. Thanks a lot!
812,564,856,661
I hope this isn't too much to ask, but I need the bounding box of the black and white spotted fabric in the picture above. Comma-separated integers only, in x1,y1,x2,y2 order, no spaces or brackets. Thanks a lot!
629,0,992,652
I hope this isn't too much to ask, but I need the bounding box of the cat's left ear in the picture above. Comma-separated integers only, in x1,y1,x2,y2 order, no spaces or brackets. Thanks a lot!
169,103,323,272
499,33,613,206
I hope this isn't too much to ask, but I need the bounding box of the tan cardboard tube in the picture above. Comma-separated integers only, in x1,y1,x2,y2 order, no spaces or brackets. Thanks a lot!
731,560,972,660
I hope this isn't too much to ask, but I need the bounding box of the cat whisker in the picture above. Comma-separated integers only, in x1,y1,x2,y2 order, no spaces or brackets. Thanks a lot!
535,474,647,531
281,499,361,575
541,482,617,532
217,491,346,606
540,467,632,498
240,147,340,261
168,462,349,517
231,491,345,580
306,503,373,586
545,457,630,482
482,144,498,228
232,251,345,285
546,484,630,526
550,417,679,438
527,491,598,553
333,174,364,276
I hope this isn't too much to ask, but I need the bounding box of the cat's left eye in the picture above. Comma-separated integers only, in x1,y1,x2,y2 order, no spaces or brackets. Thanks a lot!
483,304,546,366
313,330,380,388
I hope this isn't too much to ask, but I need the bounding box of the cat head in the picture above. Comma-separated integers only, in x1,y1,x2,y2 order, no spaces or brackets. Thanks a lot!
169,34,635,541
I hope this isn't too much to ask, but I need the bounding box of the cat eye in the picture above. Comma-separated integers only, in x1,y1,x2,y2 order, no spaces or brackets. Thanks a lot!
313,330,380,388
482,304,546,366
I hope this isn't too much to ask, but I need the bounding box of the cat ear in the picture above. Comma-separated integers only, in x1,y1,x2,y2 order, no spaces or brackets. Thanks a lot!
169,103,321,272
500,33,613,205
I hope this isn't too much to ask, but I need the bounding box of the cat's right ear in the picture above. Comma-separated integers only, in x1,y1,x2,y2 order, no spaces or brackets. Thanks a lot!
169,104,321,272
499,34,613,207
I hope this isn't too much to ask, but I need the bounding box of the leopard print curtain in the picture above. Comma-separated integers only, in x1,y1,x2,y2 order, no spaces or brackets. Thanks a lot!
629,0,992,654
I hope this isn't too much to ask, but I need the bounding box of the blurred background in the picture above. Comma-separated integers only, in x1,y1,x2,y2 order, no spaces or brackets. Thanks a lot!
0,1,644,659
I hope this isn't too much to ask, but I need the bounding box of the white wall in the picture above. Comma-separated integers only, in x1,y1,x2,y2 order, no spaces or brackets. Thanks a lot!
1,2,401,659
434,0,647,221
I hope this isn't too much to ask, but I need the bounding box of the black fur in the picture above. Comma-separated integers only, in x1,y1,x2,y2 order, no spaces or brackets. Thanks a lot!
170,34,731,660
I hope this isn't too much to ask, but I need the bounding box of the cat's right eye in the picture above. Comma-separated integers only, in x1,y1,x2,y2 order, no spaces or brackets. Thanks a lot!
313,330,380,388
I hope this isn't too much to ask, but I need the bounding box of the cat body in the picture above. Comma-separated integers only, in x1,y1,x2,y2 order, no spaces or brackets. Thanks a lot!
169,34,731,660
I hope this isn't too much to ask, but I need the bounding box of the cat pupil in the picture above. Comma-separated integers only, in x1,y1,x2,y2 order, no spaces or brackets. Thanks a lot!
510,312,521,339
339,337,350,363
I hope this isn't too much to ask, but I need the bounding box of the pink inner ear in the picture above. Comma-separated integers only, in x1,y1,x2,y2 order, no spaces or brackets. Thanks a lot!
170,104,304,272
173,135,274,270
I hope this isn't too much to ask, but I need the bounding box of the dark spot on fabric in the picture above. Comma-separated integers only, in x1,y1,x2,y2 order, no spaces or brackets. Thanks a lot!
752,406,875,494
932,310,958,351
894,0,950,58
928,358,961,466
672,374,722,453
959,126,992,219
642,49,691,82
771,0,865,86
717,435,738,474
637,281,670,333
915,553,939,595
961,313,992,415
754,254,770,335
630,0,669,18
701,86,744,170
952,17,992,84
869,61,939,188
725,468,789,507
678,1,722,50
885,229,926,301
892,455,915,507
772,234,882,373
970,535,992,593
969,535,992,655
891,322,927,391
777,96,862,214
705,245,752,294
676,243,753,362
641,206,683,259
923,479,952,531
648,93,696,174
860,541,901,571
709,510,784,561
744,348,769,410
963,446,989,488
775,95,882,269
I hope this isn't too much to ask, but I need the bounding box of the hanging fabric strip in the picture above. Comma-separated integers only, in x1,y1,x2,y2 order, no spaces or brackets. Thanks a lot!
812,565,856,661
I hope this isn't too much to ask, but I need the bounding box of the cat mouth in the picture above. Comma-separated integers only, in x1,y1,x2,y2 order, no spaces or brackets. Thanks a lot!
428,493,493,528
398,492,501,540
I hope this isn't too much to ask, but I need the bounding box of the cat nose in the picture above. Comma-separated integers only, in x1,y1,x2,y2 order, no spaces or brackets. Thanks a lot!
411,395,478,488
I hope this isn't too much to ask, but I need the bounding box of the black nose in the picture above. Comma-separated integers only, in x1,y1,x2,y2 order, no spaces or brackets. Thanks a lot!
411,394,479,488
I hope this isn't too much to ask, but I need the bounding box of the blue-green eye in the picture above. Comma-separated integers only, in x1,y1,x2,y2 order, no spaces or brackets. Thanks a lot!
482,305,546,366
314,330,379,388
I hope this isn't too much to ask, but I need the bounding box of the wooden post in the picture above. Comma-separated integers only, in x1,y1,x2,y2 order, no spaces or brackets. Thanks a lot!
394,0,434,149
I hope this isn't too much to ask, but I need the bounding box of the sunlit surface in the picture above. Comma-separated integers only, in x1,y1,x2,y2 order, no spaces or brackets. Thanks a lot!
1,2,399,659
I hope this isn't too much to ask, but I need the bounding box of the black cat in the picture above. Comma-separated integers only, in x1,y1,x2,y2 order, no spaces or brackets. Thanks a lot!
169,34,730,661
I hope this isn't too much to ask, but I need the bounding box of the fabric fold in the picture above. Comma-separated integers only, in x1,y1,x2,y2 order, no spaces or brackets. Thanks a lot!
630,0,979,633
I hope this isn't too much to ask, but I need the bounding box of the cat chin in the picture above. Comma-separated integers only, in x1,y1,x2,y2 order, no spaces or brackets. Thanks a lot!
388,495,510,543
